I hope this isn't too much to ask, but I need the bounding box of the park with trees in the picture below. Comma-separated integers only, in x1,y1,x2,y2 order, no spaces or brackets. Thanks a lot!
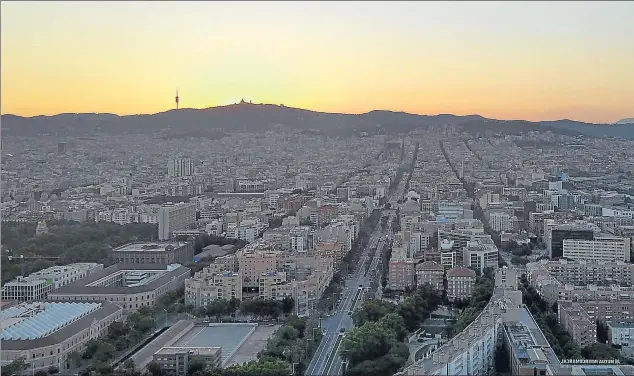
340,284,442,376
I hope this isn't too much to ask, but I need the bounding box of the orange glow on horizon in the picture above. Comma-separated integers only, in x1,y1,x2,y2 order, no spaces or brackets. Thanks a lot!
1,1,633,124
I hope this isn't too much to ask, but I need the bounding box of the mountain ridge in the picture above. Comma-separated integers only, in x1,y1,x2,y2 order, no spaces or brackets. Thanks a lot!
2,103,633,139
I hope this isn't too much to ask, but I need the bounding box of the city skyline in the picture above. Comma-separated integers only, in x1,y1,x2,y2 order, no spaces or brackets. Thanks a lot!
2,1,633,123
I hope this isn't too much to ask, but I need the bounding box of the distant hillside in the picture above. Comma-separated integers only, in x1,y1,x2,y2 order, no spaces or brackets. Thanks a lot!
2,103,633,139
614,118,634,125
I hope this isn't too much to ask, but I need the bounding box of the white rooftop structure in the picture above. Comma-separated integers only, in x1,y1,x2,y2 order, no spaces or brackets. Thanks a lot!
0,302,101,340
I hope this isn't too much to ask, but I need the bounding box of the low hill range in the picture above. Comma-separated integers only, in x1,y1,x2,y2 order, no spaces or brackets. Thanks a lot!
2,101,633,139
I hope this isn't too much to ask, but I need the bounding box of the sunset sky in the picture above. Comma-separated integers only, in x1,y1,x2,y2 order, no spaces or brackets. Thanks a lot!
1,1,633,123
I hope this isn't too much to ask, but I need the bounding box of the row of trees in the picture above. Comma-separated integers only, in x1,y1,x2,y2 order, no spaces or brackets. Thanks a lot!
190,297,295,321
341,284,443,376
79,306,160,375
446,268,495,337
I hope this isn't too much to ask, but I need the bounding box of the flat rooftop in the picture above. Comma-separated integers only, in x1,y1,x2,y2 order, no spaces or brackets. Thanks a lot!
50,264,190,295
173,324,256,364
114,242,188,253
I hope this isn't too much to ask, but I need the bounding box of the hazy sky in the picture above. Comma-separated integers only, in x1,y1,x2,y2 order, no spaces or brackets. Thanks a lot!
2,1,633,123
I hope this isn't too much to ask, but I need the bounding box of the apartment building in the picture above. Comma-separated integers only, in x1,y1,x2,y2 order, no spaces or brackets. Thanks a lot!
462,237,499,274
488,210,517,232
541,284,634,305
158,202,197,240
607,322,634,347
167,158,194,178
388,233,416,291
236,240,284,289
185,270,243,306
415,261,444,291
401,268,530,376
503,309,561,376
557,301,596,348
446,267,476,301
1,263,103,302
534,259,634,286
579,301,634,322
563,235,631,263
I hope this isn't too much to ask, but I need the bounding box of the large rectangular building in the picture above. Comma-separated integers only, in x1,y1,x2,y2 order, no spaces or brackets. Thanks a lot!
563,235,631,263
48,264,190,313
0,301,122,373
548,224,596,259
112,241,194,265
158,202,197,240
1,263,103,302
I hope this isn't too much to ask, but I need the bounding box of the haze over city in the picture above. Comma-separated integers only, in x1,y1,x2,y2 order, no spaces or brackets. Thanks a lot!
1,1,633,123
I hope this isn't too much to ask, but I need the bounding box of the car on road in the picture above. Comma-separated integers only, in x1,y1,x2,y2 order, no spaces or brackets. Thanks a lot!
339,328,346,335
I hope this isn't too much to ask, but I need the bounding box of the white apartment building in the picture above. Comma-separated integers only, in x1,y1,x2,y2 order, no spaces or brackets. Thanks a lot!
563,235,631,263
167,158,194,178
158,202,197,241
607,322,634,347
488,210,516,232
462,237,499,274
226,219,266,243
1,263,103,302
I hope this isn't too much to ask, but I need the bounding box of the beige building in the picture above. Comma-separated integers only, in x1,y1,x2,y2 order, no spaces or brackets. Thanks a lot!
315,241,347,267
186,243,333,317
48,264,190,313
557,301,596,348
112,241,194,265
185,270,243,306
153,347,221,376
415,261,444,291
446,267,476,301
0,301,123,373
236,240,284,288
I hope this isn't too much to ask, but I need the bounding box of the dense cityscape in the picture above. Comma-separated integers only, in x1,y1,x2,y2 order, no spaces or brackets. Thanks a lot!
1,117,634,376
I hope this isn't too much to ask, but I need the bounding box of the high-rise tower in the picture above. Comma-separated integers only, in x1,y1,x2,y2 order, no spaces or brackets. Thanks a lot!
175,90,179,110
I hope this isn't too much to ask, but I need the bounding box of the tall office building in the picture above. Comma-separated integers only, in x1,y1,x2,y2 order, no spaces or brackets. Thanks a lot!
548,224,596,259
167,158,194,178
